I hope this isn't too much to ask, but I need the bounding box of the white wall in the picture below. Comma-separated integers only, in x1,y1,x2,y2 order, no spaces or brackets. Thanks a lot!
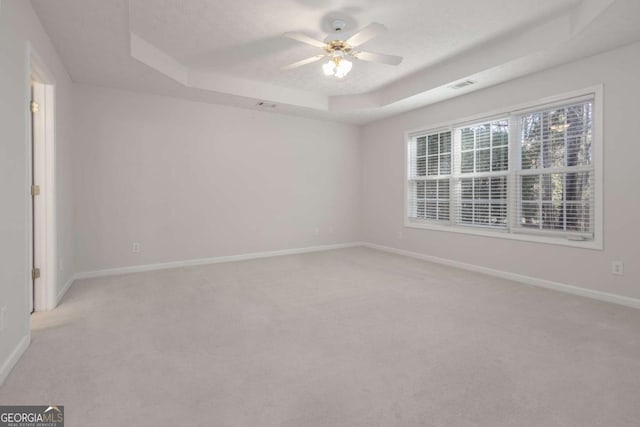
72,85,361,272
0,0,75,381
361,41,640,299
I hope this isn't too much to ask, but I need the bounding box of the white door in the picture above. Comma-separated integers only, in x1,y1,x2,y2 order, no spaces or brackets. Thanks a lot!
30,81,46,313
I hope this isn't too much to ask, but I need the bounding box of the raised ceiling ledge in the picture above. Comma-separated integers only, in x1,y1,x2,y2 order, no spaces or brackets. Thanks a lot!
129,0,618,114
130,32,329,110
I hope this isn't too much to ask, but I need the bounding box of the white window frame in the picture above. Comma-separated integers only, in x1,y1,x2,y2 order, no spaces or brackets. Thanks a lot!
404,85,604,250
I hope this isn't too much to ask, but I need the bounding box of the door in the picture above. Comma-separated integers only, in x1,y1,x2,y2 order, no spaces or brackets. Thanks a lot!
30,81,45,313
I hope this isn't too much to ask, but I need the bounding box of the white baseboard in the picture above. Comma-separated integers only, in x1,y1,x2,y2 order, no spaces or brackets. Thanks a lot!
362,242,640,310
56,275,75,306
74,242,362,281
0,335,30,386
62,241,640,311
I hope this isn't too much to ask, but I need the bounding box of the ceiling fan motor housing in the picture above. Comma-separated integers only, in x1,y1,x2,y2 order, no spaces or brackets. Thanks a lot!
325,40,352,55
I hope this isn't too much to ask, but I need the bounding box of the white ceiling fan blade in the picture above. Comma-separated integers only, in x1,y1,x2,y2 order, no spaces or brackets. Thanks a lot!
345,23,387,47
283,32,327,48
352,50,403,66
281,54,327,70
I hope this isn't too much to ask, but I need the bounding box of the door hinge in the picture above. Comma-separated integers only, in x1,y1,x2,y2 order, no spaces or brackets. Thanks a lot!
31,101,40,113
31,185,40,197
32,268,41,280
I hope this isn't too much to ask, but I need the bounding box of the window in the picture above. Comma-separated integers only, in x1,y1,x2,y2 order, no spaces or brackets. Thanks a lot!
406,89,601,248
408,131,451,221
457,119,509,227
518,103,593,234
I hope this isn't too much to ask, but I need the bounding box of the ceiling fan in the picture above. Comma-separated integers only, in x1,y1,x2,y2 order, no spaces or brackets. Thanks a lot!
281,20,403,78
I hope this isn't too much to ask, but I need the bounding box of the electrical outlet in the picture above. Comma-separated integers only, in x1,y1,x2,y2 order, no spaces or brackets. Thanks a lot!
0,306,7,332
397,231,403,239
132,242,141,253
611,261,624,276
314,228,320,236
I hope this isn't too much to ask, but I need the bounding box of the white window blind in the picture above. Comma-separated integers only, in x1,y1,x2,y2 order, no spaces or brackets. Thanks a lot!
408,130,451,221
516,101,594,237
406,94,597,245
456,119,509,228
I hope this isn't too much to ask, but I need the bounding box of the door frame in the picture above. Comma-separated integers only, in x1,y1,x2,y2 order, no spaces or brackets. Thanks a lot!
27,43,57,312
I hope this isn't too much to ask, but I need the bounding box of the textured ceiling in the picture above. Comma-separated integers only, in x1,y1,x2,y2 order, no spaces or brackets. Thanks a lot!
128,0,578,96
30,0,640,124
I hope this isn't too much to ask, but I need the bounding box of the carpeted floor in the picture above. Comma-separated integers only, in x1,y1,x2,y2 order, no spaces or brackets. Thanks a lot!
1,247,639,426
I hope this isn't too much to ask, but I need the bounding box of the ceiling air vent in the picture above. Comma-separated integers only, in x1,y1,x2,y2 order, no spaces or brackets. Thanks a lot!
256,101,277,108
450,80,476,90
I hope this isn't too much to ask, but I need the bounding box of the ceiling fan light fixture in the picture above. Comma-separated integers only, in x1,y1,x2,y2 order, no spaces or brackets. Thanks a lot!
334,58,352,78
323,50,352,78
322,60,336,76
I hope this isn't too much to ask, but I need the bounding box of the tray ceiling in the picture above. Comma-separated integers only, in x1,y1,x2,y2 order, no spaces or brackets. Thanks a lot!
31,0,640,123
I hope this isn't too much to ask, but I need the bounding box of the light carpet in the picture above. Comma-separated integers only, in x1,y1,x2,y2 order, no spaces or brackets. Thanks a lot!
1,247,639,426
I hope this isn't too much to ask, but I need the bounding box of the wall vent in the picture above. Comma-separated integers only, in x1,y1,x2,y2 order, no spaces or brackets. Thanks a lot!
450,80,476,89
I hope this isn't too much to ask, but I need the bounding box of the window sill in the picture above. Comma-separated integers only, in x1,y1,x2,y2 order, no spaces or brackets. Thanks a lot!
404,219,603,250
